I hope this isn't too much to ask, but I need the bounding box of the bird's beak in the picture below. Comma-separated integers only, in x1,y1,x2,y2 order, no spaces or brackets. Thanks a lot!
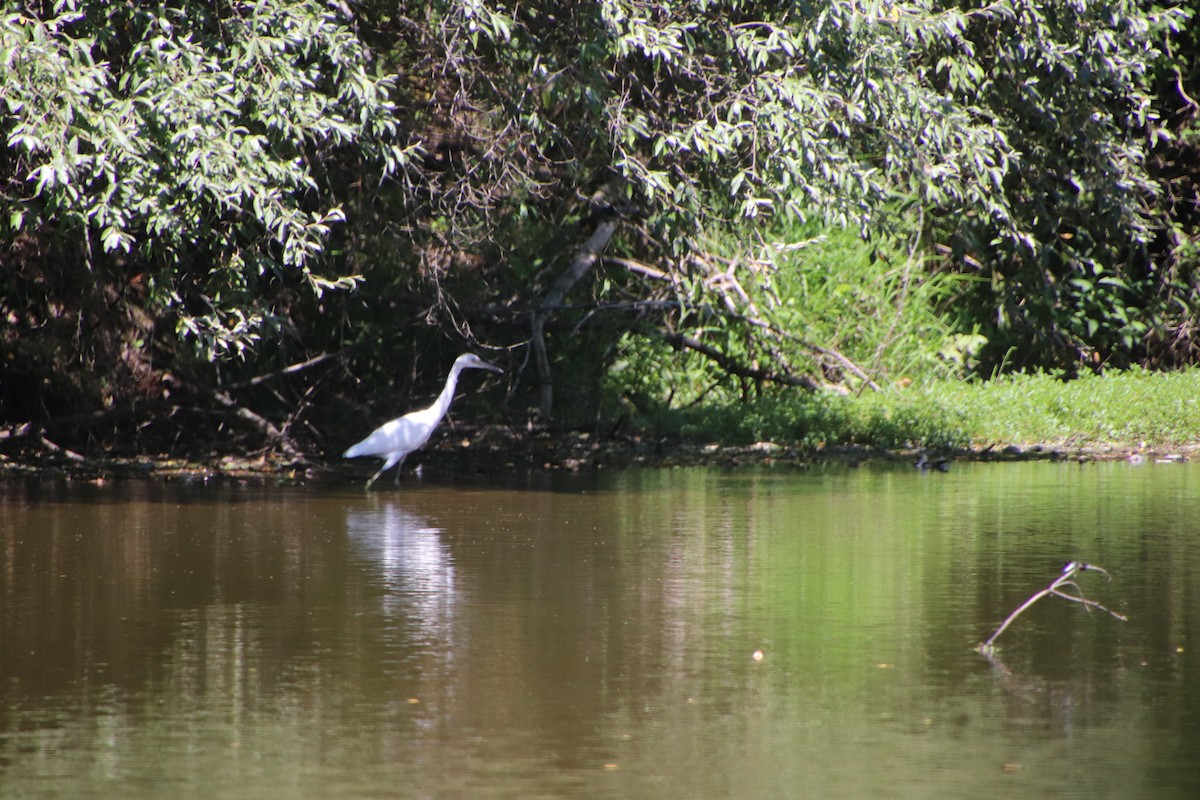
481,360,504,374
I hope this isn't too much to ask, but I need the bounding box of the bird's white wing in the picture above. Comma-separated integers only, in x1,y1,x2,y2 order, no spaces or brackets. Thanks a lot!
344,412,436,459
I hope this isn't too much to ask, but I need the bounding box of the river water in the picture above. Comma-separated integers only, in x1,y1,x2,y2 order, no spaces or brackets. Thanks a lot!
1,461,1198,799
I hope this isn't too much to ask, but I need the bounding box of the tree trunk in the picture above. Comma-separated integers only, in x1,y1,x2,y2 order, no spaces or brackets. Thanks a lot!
530,205,620,418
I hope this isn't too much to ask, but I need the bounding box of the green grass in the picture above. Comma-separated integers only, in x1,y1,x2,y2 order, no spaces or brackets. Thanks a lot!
632,368,1200,451
920,368,1200,447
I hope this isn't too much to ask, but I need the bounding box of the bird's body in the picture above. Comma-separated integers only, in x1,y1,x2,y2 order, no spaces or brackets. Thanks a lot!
914,451,950,473
344,353,503,489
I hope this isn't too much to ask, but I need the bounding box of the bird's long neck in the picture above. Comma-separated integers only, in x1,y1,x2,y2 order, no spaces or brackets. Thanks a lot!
429,363,465,423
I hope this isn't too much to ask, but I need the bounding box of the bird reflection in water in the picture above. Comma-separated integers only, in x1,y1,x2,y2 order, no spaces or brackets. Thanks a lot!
344,503,458,645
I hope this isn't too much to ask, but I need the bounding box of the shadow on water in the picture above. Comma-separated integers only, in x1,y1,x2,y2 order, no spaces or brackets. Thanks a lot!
1,461,1199,798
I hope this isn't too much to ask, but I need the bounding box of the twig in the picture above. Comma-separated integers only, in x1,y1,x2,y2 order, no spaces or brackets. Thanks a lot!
1177,68,1199,113
977,561,1127,653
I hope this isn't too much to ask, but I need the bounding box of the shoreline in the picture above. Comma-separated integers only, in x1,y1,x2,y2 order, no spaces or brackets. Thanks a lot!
1,424,1195,484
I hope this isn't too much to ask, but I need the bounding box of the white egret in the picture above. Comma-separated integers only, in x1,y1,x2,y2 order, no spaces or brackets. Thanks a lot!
343,353,503,489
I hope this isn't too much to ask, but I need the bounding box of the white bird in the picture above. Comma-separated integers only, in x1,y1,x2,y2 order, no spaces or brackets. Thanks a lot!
343,353,503,489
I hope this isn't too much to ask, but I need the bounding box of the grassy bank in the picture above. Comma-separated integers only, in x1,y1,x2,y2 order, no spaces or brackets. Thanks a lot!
635,368,1200,454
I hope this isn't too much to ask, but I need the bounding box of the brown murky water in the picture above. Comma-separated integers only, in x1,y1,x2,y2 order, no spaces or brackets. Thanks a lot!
2,461,1199,798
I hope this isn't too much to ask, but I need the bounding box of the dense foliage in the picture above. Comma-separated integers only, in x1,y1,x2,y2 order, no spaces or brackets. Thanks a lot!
929,0,1200,372
1,0,1198,459
368,0,1196,386
1,0,409,417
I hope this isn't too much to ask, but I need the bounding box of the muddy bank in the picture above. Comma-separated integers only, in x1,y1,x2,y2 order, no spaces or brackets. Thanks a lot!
1,423,1194,484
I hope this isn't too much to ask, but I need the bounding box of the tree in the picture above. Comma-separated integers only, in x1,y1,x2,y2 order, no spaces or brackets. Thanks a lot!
364,0,1190,407
925,0,1196,373
2,0,1195,458
1,0,411,421
355,0,1019,413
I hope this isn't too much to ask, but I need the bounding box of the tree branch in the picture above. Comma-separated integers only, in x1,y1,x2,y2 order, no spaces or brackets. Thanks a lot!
662,331,823,391
222,351,341,391
169,376,301,457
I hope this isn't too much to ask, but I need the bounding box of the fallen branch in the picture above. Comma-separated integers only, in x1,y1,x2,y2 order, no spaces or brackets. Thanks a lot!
0,349,343,450
977,561,1127,653
0,422,35,442
685,249,879,393
37,434,85,462
769,327,879,392
662,331,823,391
183,380,301,458
0,401,175,441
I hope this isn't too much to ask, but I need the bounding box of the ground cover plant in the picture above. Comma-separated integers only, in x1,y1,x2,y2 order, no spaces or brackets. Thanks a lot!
623,367,1200,454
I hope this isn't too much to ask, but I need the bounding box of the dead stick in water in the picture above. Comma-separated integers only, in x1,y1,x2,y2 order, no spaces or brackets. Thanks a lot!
977,561,1127,653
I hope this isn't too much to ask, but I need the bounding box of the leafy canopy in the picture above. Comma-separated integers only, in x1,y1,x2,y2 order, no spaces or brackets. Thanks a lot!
1,0,415,358
411,0,1184,384
1,0,1194,434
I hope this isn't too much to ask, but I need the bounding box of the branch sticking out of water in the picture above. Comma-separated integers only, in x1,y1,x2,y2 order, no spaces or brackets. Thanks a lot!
976,561,1128,654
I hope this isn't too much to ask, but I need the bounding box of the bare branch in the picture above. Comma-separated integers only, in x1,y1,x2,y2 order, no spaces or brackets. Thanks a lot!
977,561,1127,653
223,351,341,391
662,331,823,390
604,256,674,283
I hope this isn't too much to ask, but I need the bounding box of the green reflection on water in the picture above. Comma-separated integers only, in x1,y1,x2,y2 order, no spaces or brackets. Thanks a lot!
1,462,1199,799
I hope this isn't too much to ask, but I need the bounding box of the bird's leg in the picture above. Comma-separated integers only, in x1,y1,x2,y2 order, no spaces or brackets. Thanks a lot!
392,455,407,486
364,455,407,491
364,464,388,491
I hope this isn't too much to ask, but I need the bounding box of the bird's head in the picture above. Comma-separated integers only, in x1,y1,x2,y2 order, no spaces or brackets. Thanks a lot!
455,353,504,374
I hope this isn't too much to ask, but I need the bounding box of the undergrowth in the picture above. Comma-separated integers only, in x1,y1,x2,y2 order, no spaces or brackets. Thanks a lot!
629,368,1200,451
